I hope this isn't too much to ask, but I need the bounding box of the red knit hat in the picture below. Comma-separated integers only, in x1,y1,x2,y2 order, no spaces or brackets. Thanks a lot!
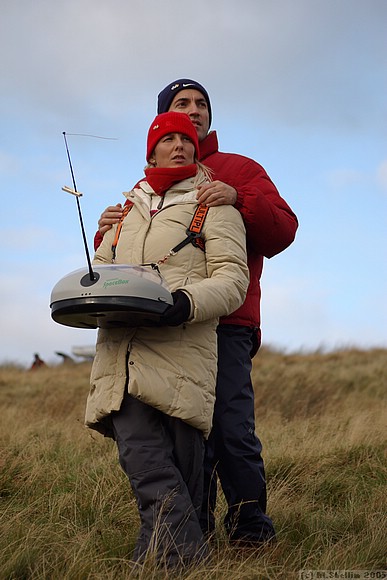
146,112,199,162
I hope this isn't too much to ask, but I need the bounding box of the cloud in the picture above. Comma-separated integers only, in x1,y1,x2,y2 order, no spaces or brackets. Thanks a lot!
2,0,386,134
261,274,387,353
0,259,97,366
376,160,387,192
327,168,366,189
1,0,386,362
0,150,20,174
326,159,387,197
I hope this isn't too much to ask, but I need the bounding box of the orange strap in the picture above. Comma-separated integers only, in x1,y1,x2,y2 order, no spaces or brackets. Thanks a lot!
111,202,208,263
168,204,208,256
188,204,209,235
111,202,133,262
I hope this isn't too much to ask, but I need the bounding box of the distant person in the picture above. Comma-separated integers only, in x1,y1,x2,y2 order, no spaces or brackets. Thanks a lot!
85,112,249,566
30,353,46,370
95,79,298,546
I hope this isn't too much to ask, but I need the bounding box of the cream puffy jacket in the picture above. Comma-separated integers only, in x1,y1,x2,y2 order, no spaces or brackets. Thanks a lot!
85,175,249,438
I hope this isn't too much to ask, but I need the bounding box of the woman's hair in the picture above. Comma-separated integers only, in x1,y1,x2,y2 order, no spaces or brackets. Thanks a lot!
195,161,213,186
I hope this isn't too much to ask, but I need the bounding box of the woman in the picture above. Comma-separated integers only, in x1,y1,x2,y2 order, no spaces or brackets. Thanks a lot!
85,112,249,566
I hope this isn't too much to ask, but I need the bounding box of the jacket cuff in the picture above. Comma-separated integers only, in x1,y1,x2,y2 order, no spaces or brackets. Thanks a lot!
234,189,243,210
179,290,194,320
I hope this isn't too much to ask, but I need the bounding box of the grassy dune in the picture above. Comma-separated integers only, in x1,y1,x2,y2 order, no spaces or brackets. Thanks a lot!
0,348,386,579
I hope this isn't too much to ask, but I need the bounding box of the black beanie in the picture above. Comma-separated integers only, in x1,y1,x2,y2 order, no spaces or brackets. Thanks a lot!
157,79,212,128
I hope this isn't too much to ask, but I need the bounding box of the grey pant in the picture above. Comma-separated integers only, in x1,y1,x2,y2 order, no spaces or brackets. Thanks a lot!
111,389,207,566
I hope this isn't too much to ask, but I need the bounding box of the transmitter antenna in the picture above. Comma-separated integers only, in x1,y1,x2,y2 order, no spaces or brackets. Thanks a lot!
62,132,95,281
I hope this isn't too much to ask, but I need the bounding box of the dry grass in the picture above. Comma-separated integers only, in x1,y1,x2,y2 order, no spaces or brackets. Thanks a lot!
0,349,386,579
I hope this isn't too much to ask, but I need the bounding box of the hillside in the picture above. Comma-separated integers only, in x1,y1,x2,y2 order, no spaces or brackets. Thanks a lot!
0,348,386,579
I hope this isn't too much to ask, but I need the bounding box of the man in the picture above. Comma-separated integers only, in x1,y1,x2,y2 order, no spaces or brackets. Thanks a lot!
94,79,298,546
30,353,46,370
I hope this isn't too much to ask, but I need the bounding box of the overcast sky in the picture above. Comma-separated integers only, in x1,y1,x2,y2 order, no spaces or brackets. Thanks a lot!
1,0,386,366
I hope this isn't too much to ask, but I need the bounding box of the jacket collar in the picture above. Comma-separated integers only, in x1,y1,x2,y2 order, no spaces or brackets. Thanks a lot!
125,174,207,214
199,131,219,162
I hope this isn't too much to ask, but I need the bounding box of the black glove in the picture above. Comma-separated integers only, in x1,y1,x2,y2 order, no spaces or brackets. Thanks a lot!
160,290,191,327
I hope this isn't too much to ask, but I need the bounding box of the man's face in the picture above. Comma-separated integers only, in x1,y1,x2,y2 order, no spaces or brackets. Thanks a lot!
168,89,210,142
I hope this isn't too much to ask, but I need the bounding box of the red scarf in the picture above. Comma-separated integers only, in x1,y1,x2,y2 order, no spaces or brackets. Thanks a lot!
142,164,198,196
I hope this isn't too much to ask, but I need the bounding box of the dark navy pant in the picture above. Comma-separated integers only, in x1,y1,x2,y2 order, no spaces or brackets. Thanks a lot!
112,389,207,565
200,324,276,543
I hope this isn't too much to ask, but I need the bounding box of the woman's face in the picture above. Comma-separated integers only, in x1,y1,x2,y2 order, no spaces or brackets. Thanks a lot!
151,132,195,168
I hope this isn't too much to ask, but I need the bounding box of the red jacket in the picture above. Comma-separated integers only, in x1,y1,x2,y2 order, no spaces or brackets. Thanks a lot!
94,131,298,329
198,131,297,328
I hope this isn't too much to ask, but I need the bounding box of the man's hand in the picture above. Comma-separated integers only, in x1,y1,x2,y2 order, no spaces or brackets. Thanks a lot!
98,204,124,236
196,180,237,207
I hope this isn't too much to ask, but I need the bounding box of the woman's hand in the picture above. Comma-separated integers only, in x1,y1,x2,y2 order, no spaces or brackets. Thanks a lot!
160,291,191,326
98,204,124,236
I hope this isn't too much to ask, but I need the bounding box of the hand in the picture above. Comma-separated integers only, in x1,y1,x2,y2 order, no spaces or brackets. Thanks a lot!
160,291,191,327
98,204,124,236
196,180,237,207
